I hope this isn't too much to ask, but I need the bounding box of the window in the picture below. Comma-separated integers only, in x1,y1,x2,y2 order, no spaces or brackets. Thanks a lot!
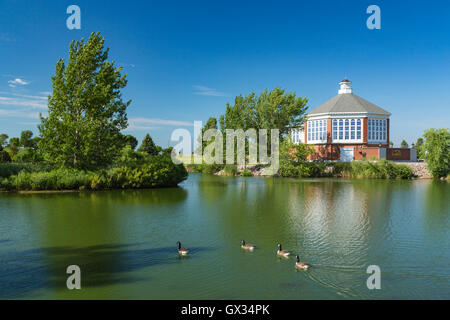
307,119,327,143
368,118,387,142
332,119,337,139
332,118,362,142
357,119,361,139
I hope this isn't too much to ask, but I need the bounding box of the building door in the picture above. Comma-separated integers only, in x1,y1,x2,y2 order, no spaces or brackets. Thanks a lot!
340,147,354,162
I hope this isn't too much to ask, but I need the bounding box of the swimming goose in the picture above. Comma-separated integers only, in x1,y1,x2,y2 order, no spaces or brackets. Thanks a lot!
177,241,189,255
241,240,255,251
277,243,291,257
295,255,310,270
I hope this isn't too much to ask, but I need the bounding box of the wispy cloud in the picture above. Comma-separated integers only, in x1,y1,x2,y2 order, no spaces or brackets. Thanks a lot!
0,95,47,109
125,117,194,131
8,78,30,87
193,85,228,97
0,109,42,119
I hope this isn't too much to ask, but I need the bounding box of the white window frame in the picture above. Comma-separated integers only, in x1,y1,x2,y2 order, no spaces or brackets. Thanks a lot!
307,119,327,144
368,118,387,143
331,117,363,143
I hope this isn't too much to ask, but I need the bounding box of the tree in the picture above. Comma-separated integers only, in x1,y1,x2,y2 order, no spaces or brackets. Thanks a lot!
138,133,158,156
414,137,425,159
400,140,409,148
220,88,308,136
19,130,34,148
0,134,8,147
196,117,218,154
38,32,130,169
423,128,450,178
219,88,309,164
122,134,138,150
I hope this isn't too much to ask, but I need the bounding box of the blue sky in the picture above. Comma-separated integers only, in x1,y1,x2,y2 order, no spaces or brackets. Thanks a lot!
0,0,449,147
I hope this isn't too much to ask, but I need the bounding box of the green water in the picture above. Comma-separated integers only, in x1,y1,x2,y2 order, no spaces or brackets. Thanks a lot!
0,174,448,299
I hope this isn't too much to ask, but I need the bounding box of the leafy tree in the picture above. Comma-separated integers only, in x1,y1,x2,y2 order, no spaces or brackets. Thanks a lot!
138,133,158,156
122,134,138,150
220,88,308,136
38,32,130,169
400,140,409,148
414,137,425,159
219,88,309,162
19,130,34,148
423,128,450,178
0,134,8,147
196,117,218,154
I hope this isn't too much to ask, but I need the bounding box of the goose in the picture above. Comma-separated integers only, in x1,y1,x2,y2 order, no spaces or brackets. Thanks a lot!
241,240,255,251
295,255,310,270
177,241,189,255
277,243,291,257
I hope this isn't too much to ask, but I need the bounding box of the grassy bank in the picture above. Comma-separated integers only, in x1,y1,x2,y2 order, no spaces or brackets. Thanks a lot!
0,155,187,191
185,159,414,179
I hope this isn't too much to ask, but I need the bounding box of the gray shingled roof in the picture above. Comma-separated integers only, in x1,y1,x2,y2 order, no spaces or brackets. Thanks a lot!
308,93,391,116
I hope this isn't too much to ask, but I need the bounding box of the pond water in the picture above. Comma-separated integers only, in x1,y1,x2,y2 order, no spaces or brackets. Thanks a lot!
0,174,448,299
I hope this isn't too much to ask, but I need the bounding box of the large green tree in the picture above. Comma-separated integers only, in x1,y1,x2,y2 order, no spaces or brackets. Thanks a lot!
138,133,158,156
38,32,130,169
218,88,308,164
423,128,450,178
220,88,308,137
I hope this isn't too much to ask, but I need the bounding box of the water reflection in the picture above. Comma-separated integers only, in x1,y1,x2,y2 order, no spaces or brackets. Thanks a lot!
0,175,448,299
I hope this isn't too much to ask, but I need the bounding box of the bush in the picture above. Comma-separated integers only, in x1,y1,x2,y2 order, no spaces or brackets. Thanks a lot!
0,150,11,163
196,163,224,174
0,162,54,178
278,159,412,179
241,169,252,177
13,148,43,163
223,164,237,176
0,155,188,191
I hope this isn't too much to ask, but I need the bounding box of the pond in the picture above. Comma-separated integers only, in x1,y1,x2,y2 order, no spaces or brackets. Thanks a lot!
0,174,448,299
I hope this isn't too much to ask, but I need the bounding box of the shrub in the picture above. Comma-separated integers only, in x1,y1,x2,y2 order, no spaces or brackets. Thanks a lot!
0,155,188,191
0,162,54,178
199,163,224,174
223,164,237,176
0,149,11,163
241,169,252,177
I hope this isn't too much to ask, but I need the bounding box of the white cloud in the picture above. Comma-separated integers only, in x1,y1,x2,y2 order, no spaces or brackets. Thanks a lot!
193,85,228,97
8,78,30,86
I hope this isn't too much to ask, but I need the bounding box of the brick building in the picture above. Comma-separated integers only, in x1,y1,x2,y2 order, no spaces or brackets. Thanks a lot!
291,79,416,162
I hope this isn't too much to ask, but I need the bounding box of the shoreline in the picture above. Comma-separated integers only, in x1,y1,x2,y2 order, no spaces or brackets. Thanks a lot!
185,161,435,179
